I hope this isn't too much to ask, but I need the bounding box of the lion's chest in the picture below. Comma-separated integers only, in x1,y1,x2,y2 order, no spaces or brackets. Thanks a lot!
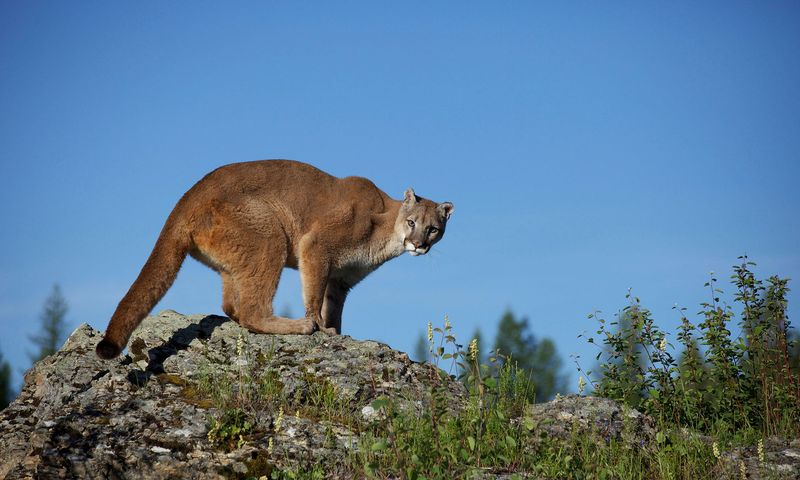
331,240,404,284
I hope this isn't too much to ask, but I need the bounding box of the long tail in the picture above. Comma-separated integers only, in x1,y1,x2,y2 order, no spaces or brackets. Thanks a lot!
96,217,190,359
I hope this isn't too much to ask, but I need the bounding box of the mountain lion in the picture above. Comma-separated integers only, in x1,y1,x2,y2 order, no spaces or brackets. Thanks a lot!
96,160,454,359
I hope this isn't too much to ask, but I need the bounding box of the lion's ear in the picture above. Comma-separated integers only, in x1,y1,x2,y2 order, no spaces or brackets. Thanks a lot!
403,188,417,205
437,202,454,220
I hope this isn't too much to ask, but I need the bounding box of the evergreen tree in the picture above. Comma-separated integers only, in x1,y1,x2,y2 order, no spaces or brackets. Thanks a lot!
494,310,537,369
413,332,429,363
492,309,567,402
528,337,564,400
29,284,69,363
0,348,12,410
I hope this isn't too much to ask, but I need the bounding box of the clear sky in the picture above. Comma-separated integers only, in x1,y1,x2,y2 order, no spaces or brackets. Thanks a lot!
1,2,798,391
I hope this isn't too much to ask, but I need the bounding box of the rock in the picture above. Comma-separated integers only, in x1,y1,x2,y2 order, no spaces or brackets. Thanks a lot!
716,437,800,480
0,311,466,479
360,404,378,421
4,311,795,479
524,394,656,448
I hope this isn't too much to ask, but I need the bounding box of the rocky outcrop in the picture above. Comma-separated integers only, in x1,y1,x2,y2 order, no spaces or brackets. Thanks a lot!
525,394,656,447
0,311,467,479
1,311,797,479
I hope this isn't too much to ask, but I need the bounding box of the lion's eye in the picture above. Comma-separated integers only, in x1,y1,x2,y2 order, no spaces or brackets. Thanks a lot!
428,227,439,235
407,219,415,228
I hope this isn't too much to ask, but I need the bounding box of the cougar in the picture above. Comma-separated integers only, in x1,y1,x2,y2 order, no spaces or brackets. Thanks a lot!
96,160,454,359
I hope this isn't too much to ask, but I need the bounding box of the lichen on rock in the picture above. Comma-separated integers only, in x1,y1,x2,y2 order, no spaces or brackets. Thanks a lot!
2,311,797,479
0,311,465,479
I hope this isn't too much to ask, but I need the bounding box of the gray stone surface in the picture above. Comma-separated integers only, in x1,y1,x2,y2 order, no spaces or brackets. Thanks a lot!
524,394,656,447
716,436,800,480
1,311,797,479
0,311,465,479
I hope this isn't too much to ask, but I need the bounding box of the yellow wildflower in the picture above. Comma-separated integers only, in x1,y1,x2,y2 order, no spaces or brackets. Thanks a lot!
236,333,244,357
274,406,284,433
469,338,479,361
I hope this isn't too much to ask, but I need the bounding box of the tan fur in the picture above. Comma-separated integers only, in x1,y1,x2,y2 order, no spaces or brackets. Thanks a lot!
96,160,454,359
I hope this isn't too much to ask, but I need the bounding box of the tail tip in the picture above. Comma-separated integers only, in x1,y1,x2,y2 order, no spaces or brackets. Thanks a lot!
96,338,122,360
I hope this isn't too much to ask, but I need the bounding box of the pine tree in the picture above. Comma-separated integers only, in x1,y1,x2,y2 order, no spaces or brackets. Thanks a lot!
492,309,567,402
494,310,537,369
528,337,565,401
413,332,429,363
0,348,12,410
29,284,69,363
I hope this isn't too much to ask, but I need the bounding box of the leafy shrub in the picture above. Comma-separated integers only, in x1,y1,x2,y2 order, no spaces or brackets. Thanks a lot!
580,256,800,438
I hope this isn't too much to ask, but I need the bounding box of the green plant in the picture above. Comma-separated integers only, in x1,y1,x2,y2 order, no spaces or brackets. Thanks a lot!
299,372,352,423
356,318,534,478
186,256,797,478
207,407,253,450
580,257,800,438
194,334,284,454
356,318,728,479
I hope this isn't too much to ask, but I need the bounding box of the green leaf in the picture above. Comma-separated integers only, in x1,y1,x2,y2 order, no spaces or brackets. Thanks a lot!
656,431,666,444
371,397,389,410
467,435,476,451
523,416,536,431
505,435,517,449
371,440,388,451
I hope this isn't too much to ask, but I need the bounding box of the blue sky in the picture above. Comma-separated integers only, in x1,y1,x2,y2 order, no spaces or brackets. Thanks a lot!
1,2,798,391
